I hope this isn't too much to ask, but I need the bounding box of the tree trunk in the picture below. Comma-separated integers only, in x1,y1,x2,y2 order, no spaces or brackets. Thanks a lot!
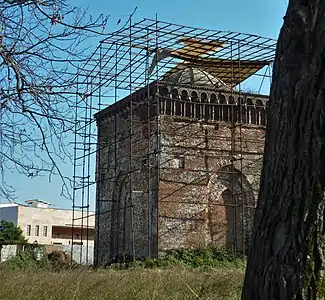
242,1,325,299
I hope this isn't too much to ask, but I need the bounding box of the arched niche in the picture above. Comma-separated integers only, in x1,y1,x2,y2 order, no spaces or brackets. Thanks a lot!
208,166,255,252
110,172,131,262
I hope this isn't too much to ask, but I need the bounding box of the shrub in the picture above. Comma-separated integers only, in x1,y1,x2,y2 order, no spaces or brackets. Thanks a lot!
108,246,246,270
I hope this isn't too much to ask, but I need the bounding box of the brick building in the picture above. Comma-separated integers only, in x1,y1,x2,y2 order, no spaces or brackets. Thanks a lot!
94,63,268,265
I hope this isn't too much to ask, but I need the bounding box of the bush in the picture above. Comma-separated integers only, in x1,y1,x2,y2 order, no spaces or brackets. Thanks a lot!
108,246,246,270
0,246,78,271
1,247,51,270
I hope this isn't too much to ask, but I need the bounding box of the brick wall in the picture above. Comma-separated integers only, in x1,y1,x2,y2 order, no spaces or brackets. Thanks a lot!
95,87,267,265
158,115,265,251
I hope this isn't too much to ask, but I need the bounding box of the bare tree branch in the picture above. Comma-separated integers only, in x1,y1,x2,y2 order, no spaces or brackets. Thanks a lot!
0,0,110,201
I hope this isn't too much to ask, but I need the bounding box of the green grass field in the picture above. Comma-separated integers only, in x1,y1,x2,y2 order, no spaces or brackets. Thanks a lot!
0,266,244,300
0,247,246,299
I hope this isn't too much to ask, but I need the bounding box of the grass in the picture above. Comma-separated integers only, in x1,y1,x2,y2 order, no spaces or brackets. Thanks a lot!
0,266,245,300
0,247,245,299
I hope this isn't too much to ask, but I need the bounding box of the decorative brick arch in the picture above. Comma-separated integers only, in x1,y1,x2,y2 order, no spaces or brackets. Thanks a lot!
207,166,255,251
110,171,132,262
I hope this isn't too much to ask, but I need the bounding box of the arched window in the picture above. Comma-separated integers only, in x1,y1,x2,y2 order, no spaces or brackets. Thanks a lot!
246,98,253,105
149,87,155,97
228,96,236,123
159,87,169,97
255,99,263,106
210,93,218,121
219,94,228,121
246,98,253,124
201,92,208,120
264,101,270,125
238,97,246,123
172,89,182,117
159,87,169,115
168,89,178,116
181,90,189,118
191,91,199,119
256,99,264,125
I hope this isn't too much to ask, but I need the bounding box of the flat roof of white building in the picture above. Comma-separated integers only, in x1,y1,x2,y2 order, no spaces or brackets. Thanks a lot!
0,203,19,208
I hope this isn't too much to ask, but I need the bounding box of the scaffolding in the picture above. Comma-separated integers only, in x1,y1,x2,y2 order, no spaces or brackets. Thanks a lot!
71,17,276,265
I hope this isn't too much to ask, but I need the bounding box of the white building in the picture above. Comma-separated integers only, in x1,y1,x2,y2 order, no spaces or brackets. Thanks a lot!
0,200,95,246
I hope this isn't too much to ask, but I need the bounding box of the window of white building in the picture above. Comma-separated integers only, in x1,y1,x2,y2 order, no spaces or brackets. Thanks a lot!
43,226,48,237
34,225,39,236
26,225,31,236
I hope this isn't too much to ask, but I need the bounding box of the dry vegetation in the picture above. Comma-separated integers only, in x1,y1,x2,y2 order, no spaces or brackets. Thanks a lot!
0,247,246,299
0,266,244,300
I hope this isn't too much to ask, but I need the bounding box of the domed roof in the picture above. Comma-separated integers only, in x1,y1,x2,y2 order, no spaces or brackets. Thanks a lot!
161,65,232,90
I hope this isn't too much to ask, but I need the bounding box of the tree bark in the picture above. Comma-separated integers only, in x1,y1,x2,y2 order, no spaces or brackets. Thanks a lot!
242,1,325,299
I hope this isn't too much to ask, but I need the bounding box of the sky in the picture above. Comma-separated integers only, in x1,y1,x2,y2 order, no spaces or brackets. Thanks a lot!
1,1,288,209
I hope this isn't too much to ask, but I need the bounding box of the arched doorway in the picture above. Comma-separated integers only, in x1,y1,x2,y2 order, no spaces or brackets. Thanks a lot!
110,172,132,261
221,189,241,250
208,166,255,252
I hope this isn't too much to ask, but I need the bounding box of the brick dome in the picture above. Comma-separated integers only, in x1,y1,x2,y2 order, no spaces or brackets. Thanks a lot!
161,65,232,90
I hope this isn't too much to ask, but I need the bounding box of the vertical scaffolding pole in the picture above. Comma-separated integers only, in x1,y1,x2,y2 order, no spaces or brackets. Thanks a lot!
229,41,237,254
71,71,79,258
155,13,160,258
237,41,245,258
94,43,103,265
80,78,87,264
145,28,151,258
114,42,119,259
129,16,136,261
86,74,93,264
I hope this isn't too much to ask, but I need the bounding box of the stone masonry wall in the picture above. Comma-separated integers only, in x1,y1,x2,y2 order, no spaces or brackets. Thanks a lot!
95,100,158,265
